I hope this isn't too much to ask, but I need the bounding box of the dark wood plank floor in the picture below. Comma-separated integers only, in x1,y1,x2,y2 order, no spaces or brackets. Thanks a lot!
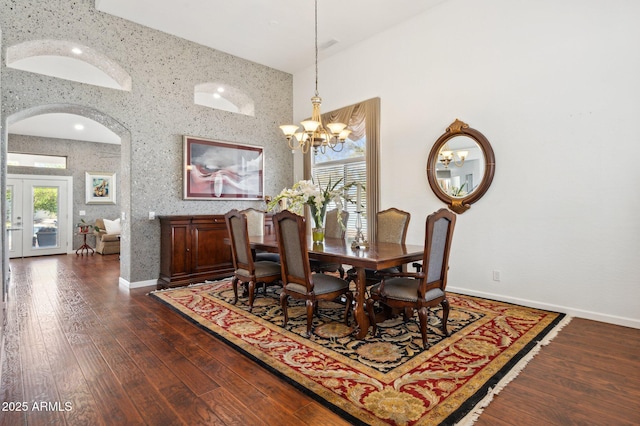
1,254,639,425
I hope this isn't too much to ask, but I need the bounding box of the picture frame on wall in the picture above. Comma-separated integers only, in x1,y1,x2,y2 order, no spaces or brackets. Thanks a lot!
183,136,264,200
86,172,117,204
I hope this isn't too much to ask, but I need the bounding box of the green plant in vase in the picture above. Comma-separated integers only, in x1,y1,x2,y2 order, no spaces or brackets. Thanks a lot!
76,218,101,233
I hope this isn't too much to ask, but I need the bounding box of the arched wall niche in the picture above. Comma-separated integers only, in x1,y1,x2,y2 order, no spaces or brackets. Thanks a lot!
194,82,255,116
7,103,128,138
6,40,132,91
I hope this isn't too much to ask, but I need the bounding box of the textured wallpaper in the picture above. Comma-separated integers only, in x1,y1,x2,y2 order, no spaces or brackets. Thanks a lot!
1,0,294,284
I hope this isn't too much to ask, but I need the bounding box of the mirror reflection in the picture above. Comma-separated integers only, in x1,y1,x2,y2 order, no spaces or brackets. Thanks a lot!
426,119,495,214
436,136,485,198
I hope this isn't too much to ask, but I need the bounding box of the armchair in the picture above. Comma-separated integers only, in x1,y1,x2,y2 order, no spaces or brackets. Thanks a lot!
366,208,456,349
225,209,281,311
94,218,120,255
273,210,353,337
346,207,410,285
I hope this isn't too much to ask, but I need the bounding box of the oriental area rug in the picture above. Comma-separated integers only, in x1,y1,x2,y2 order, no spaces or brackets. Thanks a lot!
150,280,569,425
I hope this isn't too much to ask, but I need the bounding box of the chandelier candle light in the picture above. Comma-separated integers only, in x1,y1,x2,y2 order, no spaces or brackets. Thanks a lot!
279,0,351,154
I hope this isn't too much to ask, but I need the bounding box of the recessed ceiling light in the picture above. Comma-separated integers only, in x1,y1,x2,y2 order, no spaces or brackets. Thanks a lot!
74,124,84,131
213,93,221,99
71,47,83,55
217,87,225,93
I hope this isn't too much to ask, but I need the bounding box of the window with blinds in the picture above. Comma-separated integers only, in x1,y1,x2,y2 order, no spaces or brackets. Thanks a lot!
312,137,367,238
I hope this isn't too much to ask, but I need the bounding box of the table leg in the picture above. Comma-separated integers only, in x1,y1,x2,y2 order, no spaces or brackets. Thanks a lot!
352,267,370,339
76,233,94,256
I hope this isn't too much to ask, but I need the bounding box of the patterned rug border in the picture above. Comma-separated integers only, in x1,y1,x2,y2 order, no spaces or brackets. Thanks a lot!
149,280,570,425
150,282,365,424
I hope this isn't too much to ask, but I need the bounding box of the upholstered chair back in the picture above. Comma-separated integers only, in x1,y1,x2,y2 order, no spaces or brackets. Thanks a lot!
376,208,410,244
274,210,313,291
241,208,265,236
325,209,349,239
423,209,457,289
225,210,252,268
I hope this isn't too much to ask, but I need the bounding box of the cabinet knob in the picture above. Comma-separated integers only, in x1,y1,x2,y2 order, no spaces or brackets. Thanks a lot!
186,248,190,252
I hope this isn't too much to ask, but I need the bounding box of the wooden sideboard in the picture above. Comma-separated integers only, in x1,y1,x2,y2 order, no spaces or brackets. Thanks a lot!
158,215,234,289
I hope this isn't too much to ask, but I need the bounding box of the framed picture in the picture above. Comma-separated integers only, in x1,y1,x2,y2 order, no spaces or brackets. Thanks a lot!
183,136,264,200
86,172,116,204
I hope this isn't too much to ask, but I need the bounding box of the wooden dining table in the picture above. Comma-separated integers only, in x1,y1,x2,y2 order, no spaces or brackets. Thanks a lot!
248,234,424,339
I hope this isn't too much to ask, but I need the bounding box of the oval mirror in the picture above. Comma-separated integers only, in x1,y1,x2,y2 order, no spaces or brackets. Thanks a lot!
426,119,495,214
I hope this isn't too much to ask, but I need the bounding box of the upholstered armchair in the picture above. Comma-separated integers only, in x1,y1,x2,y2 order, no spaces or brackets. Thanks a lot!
273,210,353,336
346,207,410,285
225,209,281,311
94,218,121,255
367,208,456,349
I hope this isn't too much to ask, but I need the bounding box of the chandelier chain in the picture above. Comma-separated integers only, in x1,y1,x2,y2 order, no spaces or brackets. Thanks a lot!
314,0,319,97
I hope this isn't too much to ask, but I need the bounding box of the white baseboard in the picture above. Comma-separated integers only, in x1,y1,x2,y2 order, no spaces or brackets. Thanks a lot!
119,277,157,289
448,286,640,330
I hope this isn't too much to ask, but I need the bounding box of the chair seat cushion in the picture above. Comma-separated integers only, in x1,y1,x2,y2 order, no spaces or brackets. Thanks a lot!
370,278,445,302
236,261,281,279
99,233,120,242
286,273,349,295
255,252,280,263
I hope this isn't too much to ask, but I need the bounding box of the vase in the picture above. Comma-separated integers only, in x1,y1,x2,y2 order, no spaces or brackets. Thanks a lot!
312,227,325,243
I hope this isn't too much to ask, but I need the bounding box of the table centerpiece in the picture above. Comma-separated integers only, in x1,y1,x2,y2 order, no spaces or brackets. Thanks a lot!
267,178,347,242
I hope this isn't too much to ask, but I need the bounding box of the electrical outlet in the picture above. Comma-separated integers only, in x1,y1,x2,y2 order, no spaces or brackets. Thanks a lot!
493,270,501,282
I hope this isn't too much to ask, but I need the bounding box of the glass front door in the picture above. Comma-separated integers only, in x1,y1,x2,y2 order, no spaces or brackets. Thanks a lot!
7,176,71,258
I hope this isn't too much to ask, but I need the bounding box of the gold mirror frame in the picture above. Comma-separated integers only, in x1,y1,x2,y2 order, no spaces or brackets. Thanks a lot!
426,119,495,214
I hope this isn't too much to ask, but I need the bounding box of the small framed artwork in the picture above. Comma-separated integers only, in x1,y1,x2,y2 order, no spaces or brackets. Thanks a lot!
86,172,116,204
183,136,264,200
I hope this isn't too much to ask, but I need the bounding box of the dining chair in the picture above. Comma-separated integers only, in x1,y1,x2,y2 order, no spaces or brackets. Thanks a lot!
309,209,349,278
366,208,456,349
273,210,353,337
241,208,281,263
225,209,282,311
346,207,411,285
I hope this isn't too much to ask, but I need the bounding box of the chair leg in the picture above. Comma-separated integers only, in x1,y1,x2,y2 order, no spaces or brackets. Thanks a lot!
248,280,256,312
441,298,450,336
280,292,289,326
338,265,345,279
343,292,353,325
418,307,429,349
231,277,239,305
366,298,377,336
403,307,413,322
305,300,315,337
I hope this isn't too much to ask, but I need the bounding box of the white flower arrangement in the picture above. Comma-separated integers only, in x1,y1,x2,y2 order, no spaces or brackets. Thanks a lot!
268,179,346,229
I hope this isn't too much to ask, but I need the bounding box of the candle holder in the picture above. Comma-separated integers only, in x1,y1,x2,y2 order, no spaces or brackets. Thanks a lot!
351,210,369,249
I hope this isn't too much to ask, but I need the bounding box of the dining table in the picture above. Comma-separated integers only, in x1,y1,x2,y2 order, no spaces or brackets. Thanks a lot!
247,234,425,339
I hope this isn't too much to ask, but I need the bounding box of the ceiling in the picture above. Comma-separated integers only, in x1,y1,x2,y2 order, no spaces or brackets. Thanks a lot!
9,0,445,145
95,0,446,74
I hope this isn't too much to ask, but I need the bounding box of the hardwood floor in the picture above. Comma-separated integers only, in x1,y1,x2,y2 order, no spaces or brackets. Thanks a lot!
1,255,639,426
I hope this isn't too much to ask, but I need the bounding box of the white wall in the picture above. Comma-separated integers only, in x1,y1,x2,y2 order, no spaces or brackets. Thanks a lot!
293,0,640,327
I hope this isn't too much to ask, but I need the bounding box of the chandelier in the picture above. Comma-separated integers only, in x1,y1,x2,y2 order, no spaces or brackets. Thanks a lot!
439,144,468,168
279,0,351,154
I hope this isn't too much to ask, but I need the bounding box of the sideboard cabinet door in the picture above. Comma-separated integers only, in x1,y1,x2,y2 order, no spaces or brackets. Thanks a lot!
158,215,233,288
